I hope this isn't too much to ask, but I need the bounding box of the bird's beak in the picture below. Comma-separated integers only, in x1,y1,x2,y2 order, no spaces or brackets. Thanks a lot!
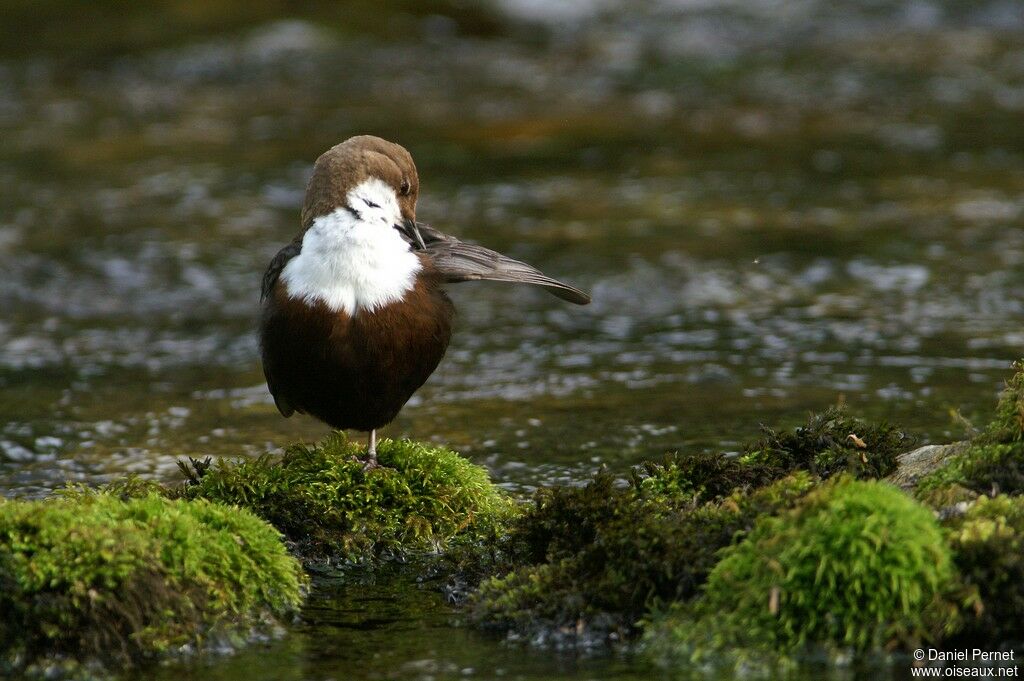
396,218,426,250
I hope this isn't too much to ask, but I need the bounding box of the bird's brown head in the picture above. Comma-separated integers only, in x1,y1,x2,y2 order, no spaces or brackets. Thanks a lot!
300,135,419,230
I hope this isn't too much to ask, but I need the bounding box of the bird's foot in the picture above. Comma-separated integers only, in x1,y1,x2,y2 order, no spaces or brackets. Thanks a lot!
349,451,379,470
361,429,379,470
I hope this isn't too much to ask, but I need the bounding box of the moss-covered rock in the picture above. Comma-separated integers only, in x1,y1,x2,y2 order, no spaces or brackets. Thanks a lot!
469,472,816,642
463,369,1024,663
0,436,512,673
916,442,1024,499
631,450,774,507
631,408,909,512
888,442,970,491
462,408,914,646
740,407,911,481
180,434,514,561
980,359,1024,444
944,495,1024,644
0,492,304,674
913,362,1024,500
644,478,957,665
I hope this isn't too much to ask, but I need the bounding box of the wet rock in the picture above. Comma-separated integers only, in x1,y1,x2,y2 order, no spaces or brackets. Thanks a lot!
887,441,971,490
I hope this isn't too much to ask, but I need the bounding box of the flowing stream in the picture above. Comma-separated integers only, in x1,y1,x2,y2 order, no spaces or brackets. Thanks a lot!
1,1,1022,678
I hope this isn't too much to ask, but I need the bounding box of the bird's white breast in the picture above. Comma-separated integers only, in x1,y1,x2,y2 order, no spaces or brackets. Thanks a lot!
280,178,422,315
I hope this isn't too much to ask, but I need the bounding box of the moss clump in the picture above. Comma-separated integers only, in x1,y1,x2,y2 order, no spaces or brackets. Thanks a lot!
944,495,1024,643
465,408,910,644
632,409,909,513
632,451,773,507
646,478,956,663
181,434,514,561
740,407,910,481
469,472,816,641
980,359,1024,444
0,493,304,672
913,363,1024,500
916,442,1024,499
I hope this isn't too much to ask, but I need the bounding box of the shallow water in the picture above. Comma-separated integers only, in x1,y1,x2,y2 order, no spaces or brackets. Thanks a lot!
1,0,1023,678
134,569,914,681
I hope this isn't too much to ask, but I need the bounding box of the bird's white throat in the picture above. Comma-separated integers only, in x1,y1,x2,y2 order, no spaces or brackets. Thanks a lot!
280,178,421,314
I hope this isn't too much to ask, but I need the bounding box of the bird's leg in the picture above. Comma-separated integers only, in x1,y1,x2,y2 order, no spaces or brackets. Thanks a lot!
363,429,378,470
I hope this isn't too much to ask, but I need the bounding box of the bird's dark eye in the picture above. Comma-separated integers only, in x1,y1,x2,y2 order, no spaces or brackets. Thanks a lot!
400,179,411,196
362,197,380,209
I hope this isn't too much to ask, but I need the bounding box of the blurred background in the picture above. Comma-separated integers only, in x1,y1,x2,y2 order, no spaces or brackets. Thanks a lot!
1,0,1023,500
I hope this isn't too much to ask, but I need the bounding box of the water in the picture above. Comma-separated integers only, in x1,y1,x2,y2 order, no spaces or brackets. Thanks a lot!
139,570,661,681
1,0,1022,677
135,570,907,681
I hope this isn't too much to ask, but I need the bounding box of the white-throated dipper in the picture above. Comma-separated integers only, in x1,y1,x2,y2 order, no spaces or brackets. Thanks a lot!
260,136,590,467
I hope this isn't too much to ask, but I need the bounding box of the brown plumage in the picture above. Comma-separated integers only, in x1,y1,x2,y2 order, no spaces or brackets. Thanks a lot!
259,135,589,466
261,267,453,430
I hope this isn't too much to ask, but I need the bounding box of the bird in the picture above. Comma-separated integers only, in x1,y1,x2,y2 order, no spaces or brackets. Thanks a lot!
259,135,590,468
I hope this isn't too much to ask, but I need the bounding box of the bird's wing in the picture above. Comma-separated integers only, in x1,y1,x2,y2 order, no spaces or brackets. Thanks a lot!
259,240,303,418
412,222,591,305
265,375,296,418
261,240,302,302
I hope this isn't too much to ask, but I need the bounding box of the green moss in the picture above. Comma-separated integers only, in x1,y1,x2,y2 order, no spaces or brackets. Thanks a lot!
915,483,978,510
0,492,304,672
916,442,1024,499
914,363,1024,500
980,359,1024,444
646,478,956,664
501,469,626,566
631,409,908,514
465,408,910,644
99,474,172,500
740,407,910,481
181,434,514,561
944,495,1024,643
633,451,773,507
470,473,816,640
